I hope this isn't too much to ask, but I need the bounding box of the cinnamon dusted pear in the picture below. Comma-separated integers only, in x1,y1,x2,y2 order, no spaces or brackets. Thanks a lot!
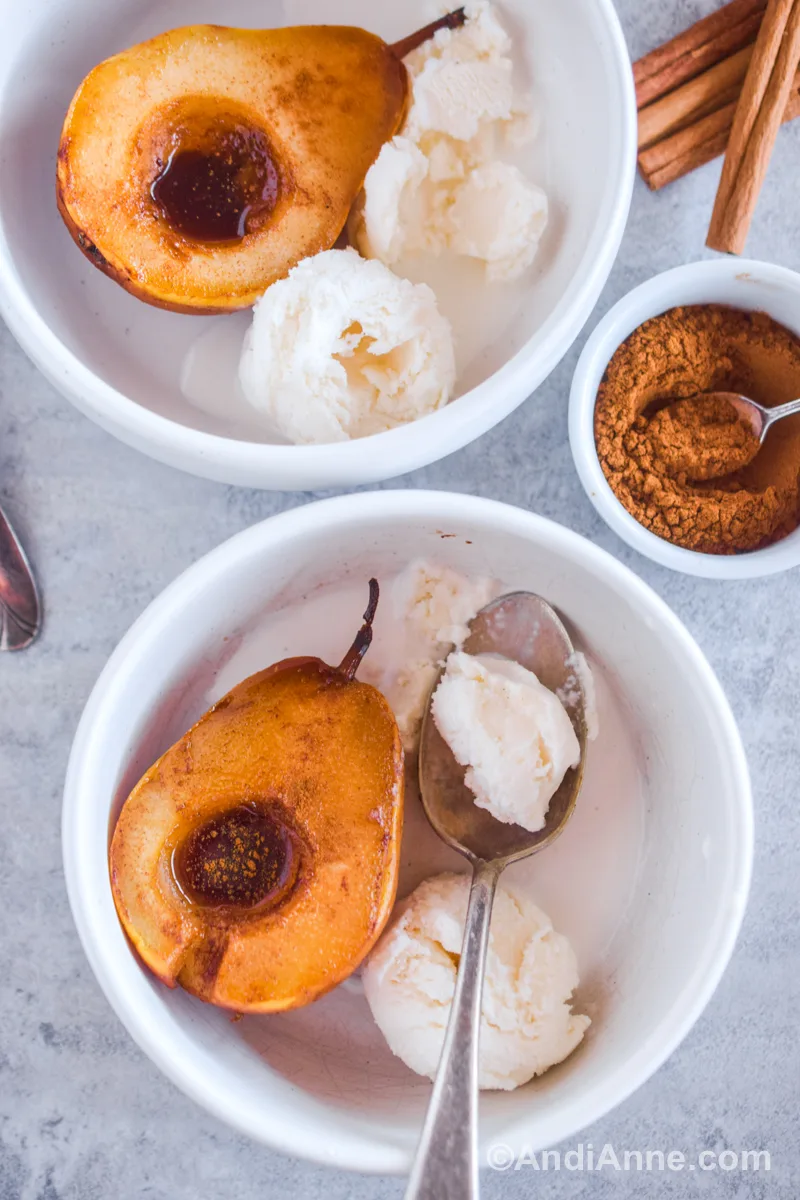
109,581,404,1012
56,12,465,313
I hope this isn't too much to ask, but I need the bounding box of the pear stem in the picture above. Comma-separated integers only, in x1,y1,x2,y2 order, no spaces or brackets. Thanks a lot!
339,579,380,681
390,8,466,59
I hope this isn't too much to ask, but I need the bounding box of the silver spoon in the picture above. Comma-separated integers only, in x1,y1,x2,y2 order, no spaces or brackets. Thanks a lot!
0,505,40,651
712,391,800,442
649,391,800,480
405,592,588,1200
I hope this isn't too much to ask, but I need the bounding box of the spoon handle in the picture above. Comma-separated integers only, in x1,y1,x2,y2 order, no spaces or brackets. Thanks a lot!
763,396,800,430
0,505,40,651
404,860,500,1200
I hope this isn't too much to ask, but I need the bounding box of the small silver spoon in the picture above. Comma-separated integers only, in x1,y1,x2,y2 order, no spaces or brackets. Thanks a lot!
405,592,588,1200
649,391,800,481
715,391,800,443
0,504,40,651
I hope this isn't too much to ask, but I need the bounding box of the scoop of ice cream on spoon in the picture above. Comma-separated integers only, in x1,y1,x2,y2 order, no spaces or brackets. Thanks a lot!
646,391,800,482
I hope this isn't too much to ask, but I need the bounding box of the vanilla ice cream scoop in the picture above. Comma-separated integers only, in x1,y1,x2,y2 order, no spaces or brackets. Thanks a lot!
239,249,455,444
350,2,548,282
359,560,499,752
447,162,548,282
432,651,581,831
363,873,590,1090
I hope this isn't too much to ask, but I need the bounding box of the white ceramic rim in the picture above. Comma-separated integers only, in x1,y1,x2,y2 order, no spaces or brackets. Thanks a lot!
0,0,636,488
568,257,800,579
62,490,754,1173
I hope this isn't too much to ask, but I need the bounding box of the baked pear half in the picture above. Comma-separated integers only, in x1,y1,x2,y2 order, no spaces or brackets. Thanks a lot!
109,581,404,1012
56,23,409,312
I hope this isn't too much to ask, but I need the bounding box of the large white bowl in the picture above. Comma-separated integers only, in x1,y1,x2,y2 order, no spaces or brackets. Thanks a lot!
569,258,800,578
63,490,752,1173
0,0,635,490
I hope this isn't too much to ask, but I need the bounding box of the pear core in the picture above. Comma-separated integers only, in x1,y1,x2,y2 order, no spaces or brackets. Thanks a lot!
146,101,284,244
171,799,304,911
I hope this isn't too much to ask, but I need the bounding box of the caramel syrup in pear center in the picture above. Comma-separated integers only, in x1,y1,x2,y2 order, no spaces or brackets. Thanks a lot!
150,126,280,244
172,801,299,910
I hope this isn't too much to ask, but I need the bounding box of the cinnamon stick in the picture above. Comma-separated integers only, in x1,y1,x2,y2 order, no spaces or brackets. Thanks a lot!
638,44,755,149
707,0,800,252
643,130,731,191
639,78,800,189
642,102,739,186
634,0,767,107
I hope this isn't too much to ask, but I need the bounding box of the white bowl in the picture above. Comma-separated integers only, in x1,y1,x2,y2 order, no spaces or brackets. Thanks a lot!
569,258,800,579
63,490,752,1173
0,0,634,490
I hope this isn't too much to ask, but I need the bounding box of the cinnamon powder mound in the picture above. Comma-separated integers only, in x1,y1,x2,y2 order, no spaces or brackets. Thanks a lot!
594,305,800,554
646,394,760,480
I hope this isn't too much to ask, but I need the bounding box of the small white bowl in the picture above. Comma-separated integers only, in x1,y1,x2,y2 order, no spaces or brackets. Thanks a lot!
62,490,752,1173
0,0,635,490
569,258,800,579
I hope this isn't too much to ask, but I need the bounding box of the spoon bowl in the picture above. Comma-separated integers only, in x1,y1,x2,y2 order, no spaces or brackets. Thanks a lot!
0,505,40,651
648,390,800,482
709,390,800,442
419,593,587,863
406,592,588,1200
716,391,772,441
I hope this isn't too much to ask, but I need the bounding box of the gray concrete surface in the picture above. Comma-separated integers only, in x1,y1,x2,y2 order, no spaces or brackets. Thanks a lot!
1,1,797,1196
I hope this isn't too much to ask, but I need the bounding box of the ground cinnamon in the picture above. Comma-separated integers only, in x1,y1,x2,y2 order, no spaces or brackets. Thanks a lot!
646,393,761,480
594,306,800,554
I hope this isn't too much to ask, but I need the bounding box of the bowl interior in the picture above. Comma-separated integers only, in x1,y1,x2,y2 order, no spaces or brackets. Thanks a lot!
63,495,751,1170
1,0,629,444
571,261,800,578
